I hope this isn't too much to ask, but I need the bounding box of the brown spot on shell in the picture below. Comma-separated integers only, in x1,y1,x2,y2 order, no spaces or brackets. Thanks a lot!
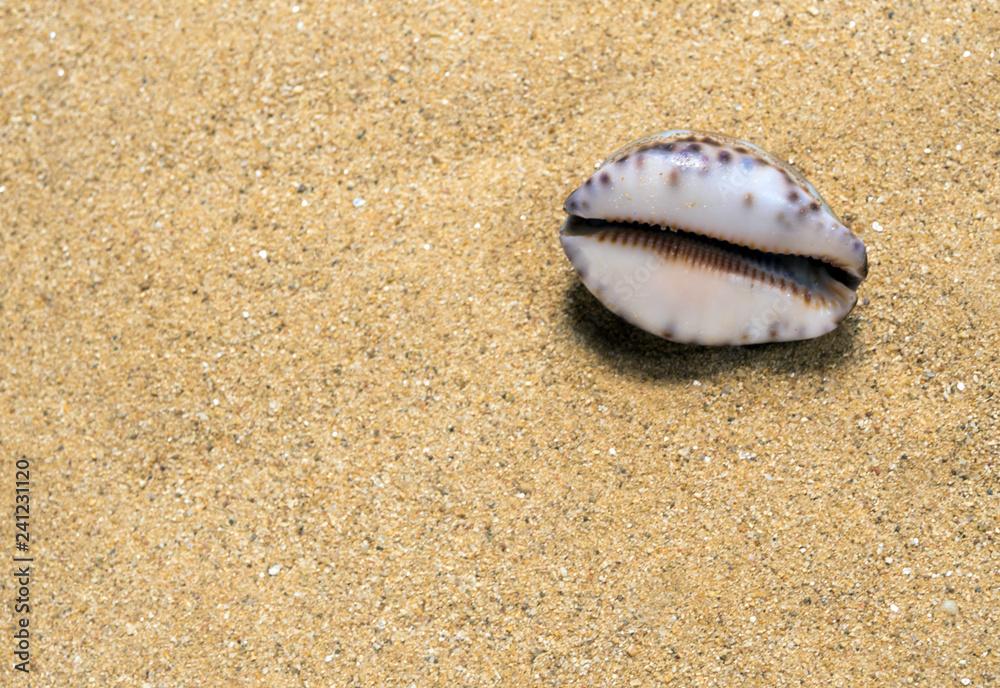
743,192,754,207
809,201,820,212
668,169,680,187
686,143,702,153
718,150,732,164
634,153,644,169
734,146,749,154
599,172,611,186
788,190,800,203
768,323,780,339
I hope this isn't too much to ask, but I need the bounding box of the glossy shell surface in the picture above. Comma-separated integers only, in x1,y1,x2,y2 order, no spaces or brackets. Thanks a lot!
560,130,868,345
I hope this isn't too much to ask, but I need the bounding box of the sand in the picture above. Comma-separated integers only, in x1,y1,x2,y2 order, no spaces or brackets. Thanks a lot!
1,1,997,685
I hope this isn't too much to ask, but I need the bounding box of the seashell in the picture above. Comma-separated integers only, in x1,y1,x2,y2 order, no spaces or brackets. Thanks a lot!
560,129,868,345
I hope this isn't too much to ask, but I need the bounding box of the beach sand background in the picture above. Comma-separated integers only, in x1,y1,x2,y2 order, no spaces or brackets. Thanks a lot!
1,1,997,685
